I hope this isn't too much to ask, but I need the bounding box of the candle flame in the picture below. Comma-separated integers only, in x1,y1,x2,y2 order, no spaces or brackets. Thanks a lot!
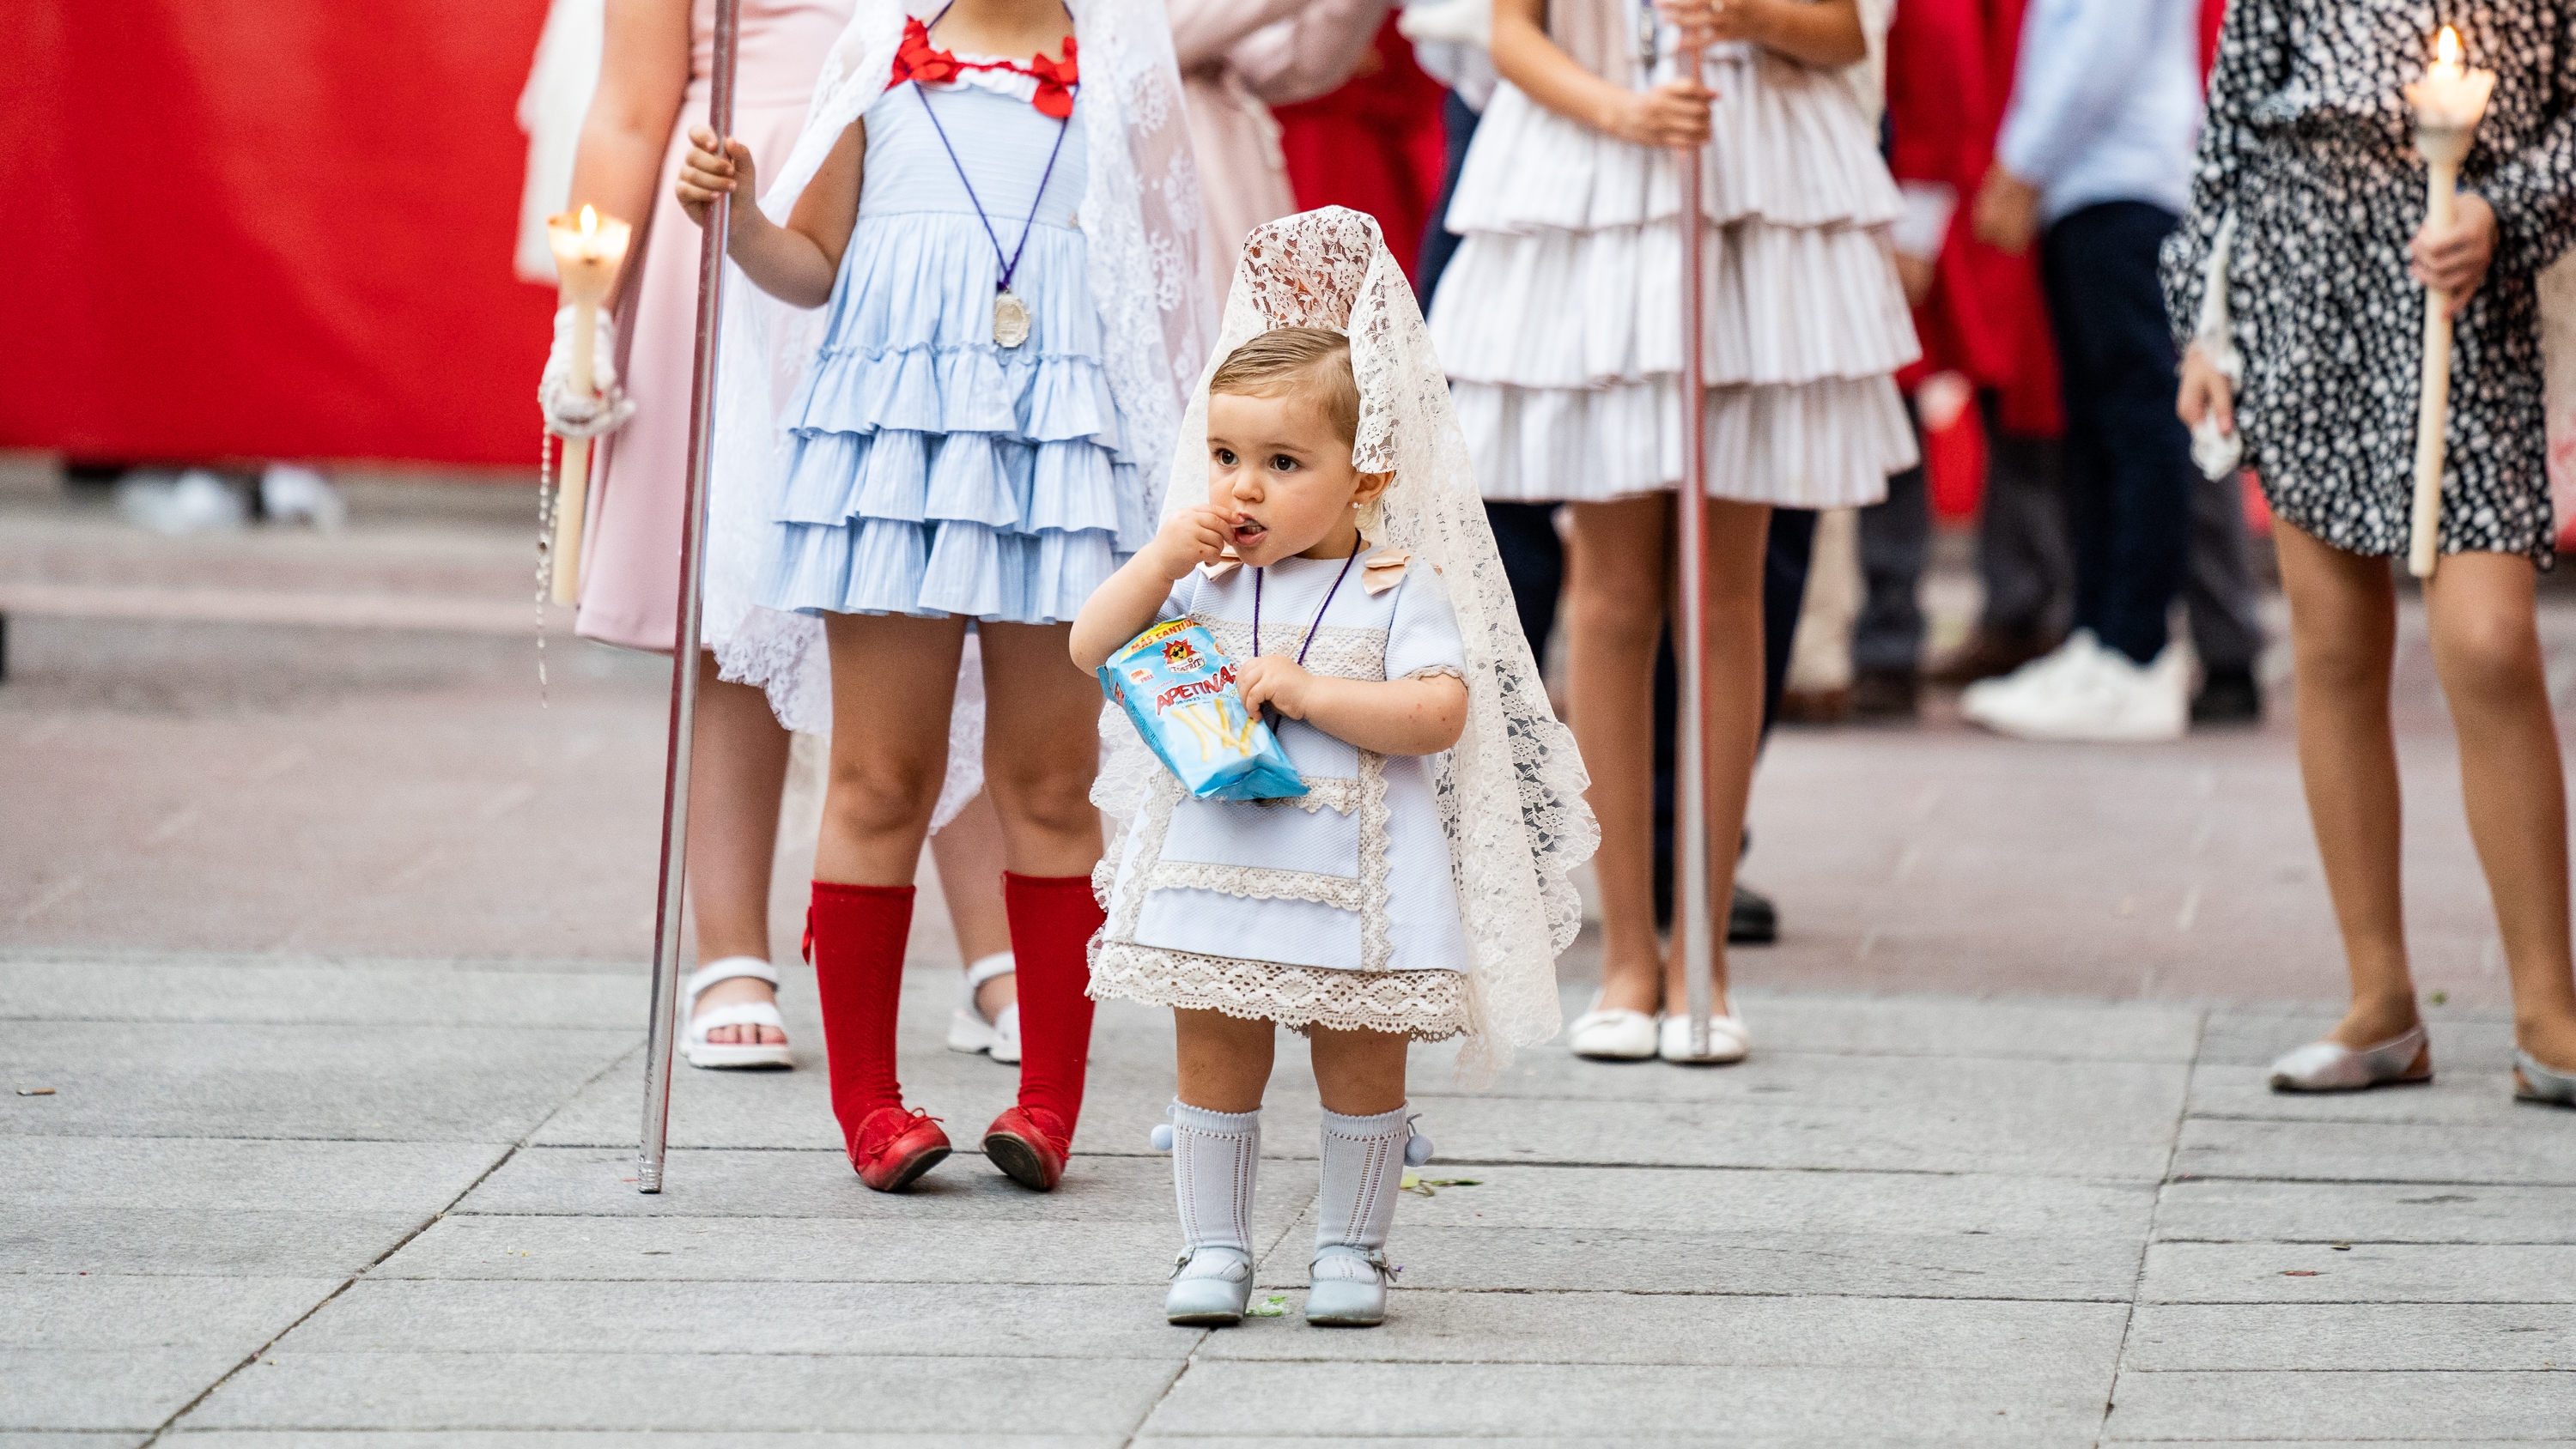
2436,26,2462,70
578,204,598,237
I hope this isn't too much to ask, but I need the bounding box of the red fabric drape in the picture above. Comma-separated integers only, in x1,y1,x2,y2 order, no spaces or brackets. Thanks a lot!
1271,16,1448,287
1,1,554,467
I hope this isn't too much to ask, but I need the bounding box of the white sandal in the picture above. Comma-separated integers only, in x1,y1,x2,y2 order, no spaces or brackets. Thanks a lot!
683,957,793,1070
945,951,1020,1065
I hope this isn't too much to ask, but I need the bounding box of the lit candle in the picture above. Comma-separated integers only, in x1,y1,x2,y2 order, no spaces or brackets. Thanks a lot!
2402,26,2496,579
544,203,635,605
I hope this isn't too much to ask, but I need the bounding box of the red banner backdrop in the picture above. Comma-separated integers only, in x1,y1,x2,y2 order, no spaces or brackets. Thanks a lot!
3,1,555,468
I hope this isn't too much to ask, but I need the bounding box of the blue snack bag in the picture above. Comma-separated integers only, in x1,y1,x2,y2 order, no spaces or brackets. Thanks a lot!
1099,618,1308,802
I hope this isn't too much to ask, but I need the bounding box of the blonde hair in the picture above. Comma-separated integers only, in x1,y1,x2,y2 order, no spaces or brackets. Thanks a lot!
1207,327,1359,445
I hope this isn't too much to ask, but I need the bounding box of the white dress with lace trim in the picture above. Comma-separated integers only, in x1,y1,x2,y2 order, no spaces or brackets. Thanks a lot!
1091,553,1473,1040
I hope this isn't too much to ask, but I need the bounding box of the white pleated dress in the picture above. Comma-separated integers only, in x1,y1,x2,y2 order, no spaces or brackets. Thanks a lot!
1429,42,1919,506
1091,553,1476,1041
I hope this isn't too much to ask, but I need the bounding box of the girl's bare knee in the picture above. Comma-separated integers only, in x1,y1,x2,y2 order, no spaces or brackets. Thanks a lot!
823,761,941,844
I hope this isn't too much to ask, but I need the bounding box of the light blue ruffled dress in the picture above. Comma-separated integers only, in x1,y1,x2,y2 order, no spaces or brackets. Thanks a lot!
756,70,1146,624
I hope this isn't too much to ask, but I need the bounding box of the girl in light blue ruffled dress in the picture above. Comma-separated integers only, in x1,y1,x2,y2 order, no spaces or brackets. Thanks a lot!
675,0,1209,1193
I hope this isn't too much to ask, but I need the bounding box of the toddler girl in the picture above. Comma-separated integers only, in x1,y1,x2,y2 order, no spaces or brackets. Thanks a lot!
1073,209,1597,1325
1426,0,1916,1064
675,0,1212,1191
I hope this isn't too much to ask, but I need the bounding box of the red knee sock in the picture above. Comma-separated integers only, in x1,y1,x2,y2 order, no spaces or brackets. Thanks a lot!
805,881,914,1153
1003,871,1103,1150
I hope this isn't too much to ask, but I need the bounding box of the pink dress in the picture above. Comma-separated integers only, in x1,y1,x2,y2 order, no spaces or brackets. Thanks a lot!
575,0,854,652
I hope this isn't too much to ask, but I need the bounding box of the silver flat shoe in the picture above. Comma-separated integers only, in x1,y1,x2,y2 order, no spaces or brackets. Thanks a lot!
2514,1050,2576,1107
1165,1248,1253,1326
1304,1246,1394,1327
2267,1023,2432,1093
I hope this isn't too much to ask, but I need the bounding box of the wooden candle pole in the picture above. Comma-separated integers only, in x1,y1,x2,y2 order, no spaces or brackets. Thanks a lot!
2403,27,2494,579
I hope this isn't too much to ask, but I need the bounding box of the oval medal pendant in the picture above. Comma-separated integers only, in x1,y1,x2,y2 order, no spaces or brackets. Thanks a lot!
993,288,1031,349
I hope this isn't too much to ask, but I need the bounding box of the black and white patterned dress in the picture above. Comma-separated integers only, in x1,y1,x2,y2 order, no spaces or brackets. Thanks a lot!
2161,1,2576,566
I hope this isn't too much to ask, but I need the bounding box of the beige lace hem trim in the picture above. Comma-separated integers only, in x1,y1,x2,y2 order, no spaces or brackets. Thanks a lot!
1088,940,1469,1041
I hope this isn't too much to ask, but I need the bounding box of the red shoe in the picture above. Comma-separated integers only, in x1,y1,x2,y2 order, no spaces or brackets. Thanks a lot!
981,1104,1069,1191
850,1106,951,1192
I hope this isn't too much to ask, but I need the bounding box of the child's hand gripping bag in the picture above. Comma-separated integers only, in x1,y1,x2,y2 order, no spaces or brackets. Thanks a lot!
1098,619,1308,802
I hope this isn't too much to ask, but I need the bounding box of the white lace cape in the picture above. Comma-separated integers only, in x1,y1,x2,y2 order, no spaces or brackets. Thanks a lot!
1091,207,1599,1086
708,0,1213,828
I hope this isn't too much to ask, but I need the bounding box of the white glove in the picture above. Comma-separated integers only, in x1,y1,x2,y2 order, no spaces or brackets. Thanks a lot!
538,304,639,438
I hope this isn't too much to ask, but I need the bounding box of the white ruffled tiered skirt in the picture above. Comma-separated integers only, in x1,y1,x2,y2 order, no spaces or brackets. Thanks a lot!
1430,46,1920,507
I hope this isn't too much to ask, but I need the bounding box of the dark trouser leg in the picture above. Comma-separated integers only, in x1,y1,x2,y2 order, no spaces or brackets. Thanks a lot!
2185,467,2265,677
1856,458,1929,676
1975,389,2073,640
2040,202,2194,667
1485,501,1565,673
1414,90,1481,307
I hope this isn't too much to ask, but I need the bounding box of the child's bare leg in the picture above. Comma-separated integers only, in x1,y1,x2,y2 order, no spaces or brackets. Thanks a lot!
2273,524,2416,1046
1309,1026,1410,1115
1176,1009,1276,1111
1563,497,1673,1015
975,623,1105,876
816,615,969,882
929,792,1018,1017
688,656,795,1042
2421,552,2576,1070
1661,499,1769,1015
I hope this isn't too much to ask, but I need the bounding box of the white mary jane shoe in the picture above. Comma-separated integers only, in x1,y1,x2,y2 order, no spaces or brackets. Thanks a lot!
683,957,793,1070
1568,994,1658,1061
1657,1002,1750,1064
1166,1247,1255,1325
2267,1023,2431,1092
945,951,1020,1064
2514,1051,2576,1107
1304,1246,1396,1327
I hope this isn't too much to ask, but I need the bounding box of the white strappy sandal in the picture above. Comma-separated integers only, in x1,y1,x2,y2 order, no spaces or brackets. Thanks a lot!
945,951,1020,1065
683,957,793,1070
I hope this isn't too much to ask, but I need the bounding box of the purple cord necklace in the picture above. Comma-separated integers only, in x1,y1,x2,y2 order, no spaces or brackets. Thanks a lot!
911,2,1073,349
1252,544,1364,669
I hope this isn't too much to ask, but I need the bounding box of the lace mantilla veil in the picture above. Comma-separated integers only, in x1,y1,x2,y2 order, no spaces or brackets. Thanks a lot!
1091,208,1600,1085
712,0,1214,825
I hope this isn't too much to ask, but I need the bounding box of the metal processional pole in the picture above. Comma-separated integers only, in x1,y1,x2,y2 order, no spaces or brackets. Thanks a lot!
1670,27,1716,1060
639,0,743,1194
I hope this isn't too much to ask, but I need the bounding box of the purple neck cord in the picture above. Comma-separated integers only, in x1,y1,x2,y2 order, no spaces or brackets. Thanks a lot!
909,5,1074,299
1252,546,1364,669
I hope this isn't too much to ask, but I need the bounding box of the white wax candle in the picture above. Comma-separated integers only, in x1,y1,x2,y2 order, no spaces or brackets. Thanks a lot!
2403,27,2496,579
544,205,634,605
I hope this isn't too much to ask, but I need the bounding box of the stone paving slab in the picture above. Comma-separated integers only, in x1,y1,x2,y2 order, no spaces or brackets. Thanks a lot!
2193,1010,2521,1069
0,1276,331,1350
0,1435,150,1449
2099,1369,2576,1442
374,1213,1207,1287
0,1022,635,1143
1189,1293,2131,1368
2186,1064,2546,1126
2150,1179,2576,1243
2138,1241,2576,1303
2173,1116,2576,1185
0,1348,252,1433
1135,1360,2109,1441
1373,1162,2157,1236
2121,1302,2576,1369
1419,1058,2186,1179
181,1352,1183,1434
0,956,642,1028
282,1279,1197,1361
161,1437,1122,1448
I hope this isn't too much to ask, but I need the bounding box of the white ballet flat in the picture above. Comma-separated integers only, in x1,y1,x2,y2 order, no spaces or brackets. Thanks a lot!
2515,1051,2576,1107
1166,1247,1255,1326
2267,1023,2431,1093
945,951,1020,1065
1657,1003,1749,1065
1304,1246,1395,1327
683,957,793,1070
1568,997,1659,1061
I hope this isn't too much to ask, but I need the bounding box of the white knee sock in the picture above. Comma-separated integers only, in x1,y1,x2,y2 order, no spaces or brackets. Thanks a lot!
1314,1104,1409,1280
1169,1101,1260,1274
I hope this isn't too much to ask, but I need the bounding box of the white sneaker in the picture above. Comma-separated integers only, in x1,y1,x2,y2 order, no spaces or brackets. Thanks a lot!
1960,631,2099,724
1965,639,2188,743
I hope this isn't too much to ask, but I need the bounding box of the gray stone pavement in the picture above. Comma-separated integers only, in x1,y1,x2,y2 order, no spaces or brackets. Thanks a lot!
5,463,2576,1445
